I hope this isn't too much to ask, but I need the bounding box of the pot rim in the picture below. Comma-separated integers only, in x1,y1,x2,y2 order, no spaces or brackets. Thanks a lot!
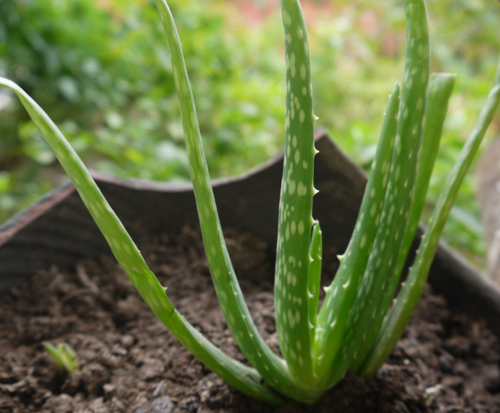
1,130,499,337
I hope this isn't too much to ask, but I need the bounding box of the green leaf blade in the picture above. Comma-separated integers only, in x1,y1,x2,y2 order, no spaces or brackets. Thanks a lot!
313,82,400,383
393,72,456,288
351,72,456,373
274,0,317,388
359,82,500,381
42,342,67,371
315,0,430,388
155,0,321,402
43,342,80,373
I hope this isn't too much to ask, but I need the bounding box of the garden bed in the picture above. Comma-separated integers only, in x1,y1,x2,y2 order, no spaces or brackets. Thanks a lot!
1,226,499,413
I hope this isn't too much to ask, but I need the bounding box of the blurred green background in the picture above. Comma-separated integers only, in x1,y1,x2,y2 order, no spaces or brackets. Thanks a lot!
0,0,499,268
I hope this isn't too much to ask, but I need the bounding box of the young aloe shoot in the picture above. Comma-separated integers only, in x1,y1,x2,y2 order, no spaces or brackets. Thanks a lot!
1,0,499,405
43,342,80,373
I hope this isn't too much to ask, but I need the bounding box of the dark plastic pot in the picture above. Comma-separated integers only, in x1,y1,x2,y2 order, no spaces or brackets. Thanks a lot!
1,131,500,338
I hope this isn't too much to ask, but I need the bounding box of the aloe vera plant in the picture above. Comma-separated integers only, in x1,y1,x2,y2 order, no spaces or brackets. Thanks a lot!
1,0,499,405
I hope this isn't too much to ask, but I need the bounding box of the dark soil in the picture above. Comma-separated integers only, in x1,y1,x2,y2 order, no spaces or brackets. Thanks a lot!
1,227,499,412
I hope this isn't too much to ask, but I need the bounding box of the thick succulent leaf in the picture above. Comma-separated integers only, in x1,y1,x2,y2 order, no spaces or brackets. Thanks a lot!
396,73,456,275
308,221,323,344
351,72,456,373
313,83,400,382
0,77,284,406
274,0,317,387
315,0,430,387
154,0,321,402
359,72,500,381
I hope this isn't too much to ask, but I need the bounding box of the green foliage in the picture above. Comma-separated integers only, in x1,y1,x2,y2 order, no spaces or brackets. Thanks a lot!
275,0,317,386
42,342,80,373
1,0,499,405
0,0,500,405
1,0,499,265
0,0,286,220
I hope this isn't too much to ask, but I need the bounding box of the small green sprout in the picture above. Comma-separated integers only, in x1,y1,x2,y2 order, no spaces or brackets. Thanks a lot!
2,0,499,405
42,342,80,373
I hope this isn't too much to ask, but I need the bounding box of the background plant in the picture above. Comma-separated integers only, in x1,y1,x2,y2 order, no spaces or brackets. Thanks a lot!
1,0,499,267
1,0,499,405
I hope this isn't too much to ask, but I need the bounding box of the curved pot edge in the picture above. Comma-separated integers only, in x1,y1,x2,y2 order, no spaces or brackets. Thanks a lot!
1,130,499,339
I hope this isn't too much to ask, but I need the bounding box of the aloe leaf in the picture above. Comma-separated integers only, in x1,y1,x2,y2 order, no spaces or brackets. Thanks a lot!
312,82,400,385
312,82,400,380
397,73,456,271
154,0,321,402
0,77,284,405
308,221,322,344
351,72,456,373
315,0,429,387
274,0,318,388
359,81,500,381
